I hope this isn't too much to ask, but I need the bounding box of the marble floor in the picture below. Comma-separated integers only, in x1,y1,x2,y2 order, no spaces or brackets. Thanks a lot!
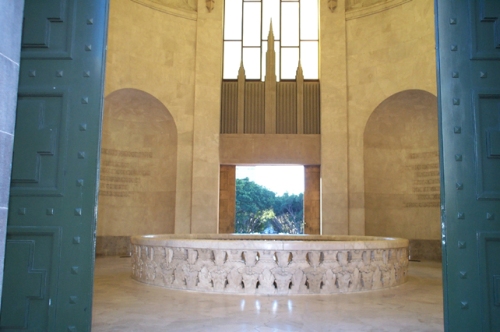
92,257,444,332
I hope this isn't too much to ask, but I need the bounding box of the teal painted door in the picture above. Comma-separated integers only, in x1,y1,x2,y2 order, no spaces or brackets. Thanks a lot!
0,0,108,331
436,1,500,331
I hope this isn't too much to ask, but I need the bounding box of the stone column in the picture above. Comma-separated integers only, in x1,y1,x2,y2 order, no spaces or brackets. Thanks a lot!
0,0,24,311
320,0,349,235
190,0,224,233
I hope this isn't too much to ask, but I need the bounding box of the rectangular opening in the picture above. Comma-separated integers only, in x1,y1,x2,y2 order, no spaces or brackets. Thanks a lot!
235,165,304,234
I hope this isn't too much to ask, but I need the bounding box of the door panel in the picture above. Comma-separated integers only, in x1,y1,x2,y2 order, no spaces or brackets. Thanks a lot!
470,0,500,60
477,232,500,330
10,90,68,195
0,0,108,331
22,0,75,59
1,227,61,331
436,0,500,331
473,92,500,199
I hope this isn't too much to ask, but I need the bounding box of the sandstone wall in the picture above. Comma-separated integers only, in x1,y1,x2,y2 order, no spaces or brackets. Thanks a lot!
101,0,197,236
345,0,438,238
99,0,440,248
364,90,439,240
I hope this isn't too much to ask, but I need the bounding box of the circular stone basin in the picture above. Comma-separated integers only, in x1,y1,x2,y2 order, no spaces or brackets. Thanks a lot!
131,234,409,295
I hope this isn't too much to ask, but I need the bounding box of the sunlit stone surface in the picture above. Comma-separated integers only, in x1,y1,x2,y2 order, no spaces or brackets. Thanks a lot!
131,234,409,294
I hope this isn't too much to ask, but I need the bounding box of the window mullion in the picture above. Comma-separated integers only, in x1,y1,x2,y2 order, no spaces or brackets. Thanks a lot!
223,0,317,81
279,0,282,80
260,0,263,80
241,0,244,65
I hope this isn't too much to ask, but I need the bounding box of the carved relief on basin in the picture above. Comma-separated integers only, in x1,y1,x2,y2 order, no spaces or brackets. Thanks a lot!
131,234,409,295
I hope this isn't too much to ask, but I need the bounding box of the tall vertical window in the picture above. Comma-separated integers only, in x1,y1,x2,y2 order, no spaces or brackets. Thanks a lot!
223,0,319,81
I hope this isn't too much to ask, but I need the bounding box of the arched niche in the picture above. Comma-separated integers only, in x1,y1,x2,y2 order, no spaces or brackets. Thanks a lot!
97,88,177,238
364,90,440,240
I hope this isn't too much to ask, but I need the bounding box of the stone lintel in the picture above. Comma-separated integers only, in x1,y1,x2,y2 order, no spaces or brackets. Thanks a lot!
219,134,320,165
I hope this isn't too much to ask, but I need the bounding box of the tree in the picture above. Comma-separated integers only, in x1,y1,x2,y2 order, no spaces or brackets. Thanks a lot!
271,193,304,234
235,178,276,233
235,178,304,234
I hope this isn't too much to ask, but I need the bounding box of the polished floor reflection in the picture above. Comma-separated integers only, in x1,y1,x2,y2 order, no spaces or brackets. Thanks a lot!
92,256,443,332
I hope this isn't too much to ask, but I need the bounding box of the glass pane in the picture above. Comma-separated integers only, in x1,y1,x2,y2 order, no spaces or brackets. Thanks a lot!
243,2,261,46
281,2,299,46
243,47,261,79
300,0,318,40
300,41,318,79
261,41,280,80
224,0,243,40
261,42,267,80
262,0,280,40
281,47,299,79
275,41,280,80
223,41,242,79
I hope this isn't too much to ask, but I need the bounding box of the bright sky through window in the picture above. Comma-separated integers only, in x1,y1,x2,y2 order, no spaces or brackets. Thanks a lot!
223,0,319,81
236,165,305,196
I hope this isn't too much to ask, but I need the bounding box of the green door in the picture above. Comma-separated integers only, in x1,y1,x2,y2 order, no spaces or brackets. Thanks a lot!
0,0,108,331
436,0,500,331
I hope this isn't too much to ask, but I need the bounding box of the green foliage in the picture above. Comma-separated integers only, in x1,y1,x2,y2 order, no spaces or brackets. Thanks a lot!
271,192,304,234
235,178,304,234
235,178,275,233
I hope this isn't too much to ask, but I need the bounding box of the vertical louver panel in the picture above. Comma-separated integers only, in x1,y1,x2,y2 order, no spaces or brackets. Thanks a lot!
245,82,265,133
304,82,320,134
221,79,320,135
220,81,238,133
276,82,297,134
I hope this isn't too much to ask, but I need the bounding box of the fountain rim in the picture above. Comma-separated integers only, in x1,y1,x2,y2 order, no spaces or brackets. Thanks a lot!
131,234,409,250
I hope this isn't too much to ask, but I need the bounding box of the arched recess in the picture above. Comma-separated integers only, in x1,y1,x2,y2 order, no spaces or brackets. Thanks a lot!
97,89,177,254
364,90,440,250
